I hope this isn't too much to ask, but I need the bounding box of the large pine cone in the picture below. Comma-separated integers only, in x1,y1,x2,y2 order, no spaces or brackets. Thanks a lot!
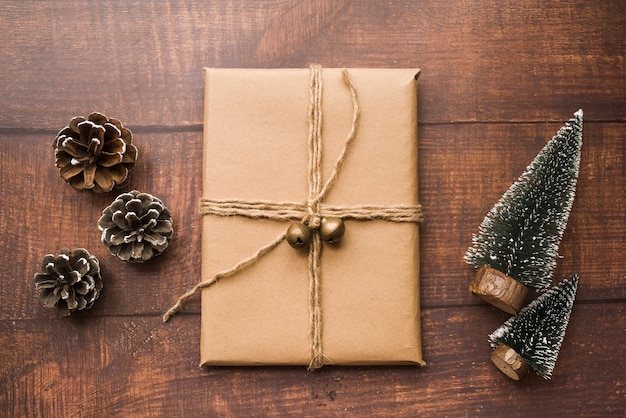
53,112,138,193
98,190,173,263
34,248,103,316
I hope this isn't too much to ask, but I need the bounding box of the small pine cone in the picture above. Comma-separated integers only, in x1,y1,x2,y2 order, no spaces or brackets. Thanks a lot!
34,248,103,316
98,190,173,263
53,112,138,193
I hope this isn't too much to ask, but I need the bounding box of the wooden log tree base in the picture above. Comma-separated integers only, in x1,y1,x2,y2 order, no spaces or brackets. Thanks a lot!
490,343,530,381
469,265,529,314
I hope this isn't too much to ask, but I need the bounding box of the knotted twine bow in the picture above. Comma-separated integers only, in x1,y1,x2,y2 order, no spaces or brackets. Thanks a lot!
164,65,423,370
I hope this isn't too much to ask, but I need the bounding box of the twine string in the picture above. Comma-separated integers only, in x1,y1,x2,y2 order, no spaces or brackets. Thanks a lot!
164,66,423,370
198,200,423,223
306,66,325,369
162,232,286,322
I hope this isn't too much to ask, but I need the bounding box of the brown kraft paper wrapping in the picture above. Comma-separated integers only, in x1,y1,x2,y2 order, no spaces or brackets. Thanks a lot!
201,67,424,367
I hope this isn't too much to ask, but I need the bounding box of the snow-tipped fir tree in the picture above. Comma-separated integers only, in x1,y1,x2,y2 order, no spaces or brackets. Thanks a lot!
489,275,579,379
465,110,583,291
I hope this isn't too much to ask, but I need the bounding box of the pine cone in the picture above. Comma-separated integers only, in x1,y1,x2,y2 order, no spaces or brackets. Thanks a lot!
53,112,138,193
34,248,103,316
98,190,173,262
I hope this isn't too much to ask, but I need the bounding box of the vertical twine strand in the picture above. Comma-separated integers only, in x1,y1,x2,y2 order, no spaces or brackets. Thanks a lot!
317,69,360,203
307,65,323,229
307,65,324,370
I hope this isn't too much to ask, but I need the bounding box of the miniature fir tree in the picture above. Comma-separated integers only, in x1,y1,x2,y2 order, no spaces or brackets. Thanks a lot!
489,275,579,380
465,110,583,313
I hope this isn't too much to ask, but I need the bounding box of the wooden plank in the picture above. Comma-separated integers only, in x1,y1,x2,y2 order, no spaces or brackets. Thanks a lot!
1,121,623,320
0,0,624,128
1,303,623,416
1,1,624,415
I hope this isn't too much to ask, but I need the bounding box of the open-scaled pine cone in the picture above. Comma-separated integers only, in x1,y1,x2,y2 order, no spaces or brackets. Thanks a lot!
98,190,173,263
34,248,103,316
53,112,138,193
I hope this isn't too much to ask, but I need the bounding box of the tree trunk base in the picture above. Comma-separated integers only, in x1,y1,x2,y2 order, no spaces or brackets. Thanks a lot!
469,265,528,314
490,343,530,381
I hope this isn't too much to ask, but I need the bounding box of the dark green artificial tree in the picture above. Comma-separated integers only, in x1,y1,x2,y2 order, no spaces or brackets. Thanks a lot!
465,110,583,314
489,275,579,380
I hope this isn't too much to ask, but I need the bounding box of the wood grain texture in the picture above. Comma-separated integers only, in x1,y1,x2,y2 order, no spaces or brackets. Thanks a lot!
0,131,203,320
1,304,624,417
1,0,625,416
0,0,624,128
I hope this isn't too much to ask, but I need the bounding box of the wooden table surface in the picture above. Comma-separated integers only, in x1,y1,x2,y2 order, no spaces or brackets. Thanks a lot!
1,1,624,416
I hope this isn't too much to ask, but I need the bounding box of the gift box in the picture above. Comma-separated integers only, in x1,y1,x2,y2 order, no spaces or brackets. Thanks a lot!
199,67,424,367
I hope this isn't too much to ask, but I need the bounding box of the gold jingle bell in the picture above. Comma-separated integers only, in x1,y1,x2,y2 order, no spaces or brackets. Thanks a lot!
319,217,345,243
286,223,312,249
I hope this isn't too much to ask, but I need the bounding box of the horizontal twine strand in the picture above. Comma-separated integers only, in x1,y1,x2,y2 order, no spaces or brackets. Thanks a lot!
199,198,423,223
